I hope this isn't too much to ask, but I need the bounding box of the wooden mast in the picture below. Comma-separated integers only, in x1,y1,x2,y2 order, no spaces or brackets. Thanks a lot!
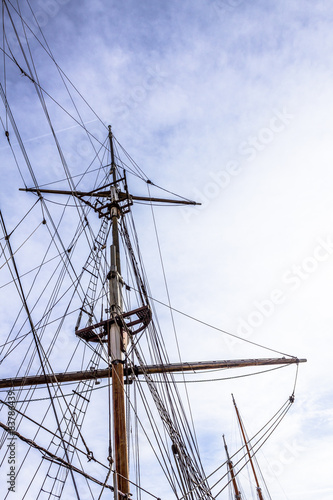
223,434,242,499
108,125,129,498
232,394,264,500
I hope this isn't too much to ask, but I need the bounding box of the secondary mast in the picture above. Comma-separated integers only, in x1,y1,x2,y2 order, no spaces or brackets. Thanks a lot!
223,434,242,500
232,394,264,500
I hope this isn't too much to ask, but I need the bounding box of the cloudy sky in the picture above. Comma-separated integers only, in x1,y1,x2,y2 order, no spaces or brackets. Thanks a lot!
1,0,333,499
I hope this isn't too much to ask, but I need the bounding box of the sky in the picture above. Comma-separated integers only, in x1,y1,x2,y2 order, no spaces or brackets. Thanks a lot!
1,0,333,499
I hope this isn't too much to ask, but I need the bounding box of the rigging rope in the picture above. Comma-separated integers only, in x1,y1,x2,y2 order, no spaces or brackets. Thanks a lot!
144,294,299,359
0,419,114,492
0,210,81,499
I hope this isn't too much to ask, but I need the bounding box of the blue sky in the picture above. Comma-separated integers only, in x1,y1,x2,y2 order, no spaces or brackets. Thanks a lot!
1,0,333,498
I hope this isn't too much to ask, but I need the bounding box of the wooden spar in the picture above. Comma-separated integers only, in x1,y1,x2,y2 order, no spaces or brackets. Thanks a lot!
223,435,242,499
232,395,264,500
0,357,306,389
19,187,201,206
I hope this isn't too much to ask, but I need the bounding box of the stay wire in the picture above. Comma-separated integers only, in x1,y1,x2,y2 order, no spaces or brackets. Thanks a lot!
110,348,178,490
0,419,115,494
0,209,81,500
0,197,39,240
129,367,182,495
0,250,68,290
209,362,300,484
9,227,79,373
0,83,34,187
0,397,107,470
23,0,106,130
11,195,106,378
0,221,34,362
13,365,100,498
128,340,183,493
122,206,211,494
2,77,92,304
147,179,198,204
214,403,293,497
34,161,109,190
26,0,108,190
8,377,162,500
131,334,210,497
4,0,107,132
141,363,292,384
145,294,299,359
0,219,44,271
1,0,7,131
113,140,146,181
0,120,26,187
0,198,101,478
113,137,199,203
119,212,205,492
114,137,148,181
179,399,292,499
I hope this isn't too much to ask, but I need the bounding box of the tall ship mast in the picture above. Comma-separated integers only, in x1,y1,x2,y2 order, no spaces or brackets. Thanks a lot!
232,394,264,500
223,434,242,500
0,2,306,499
